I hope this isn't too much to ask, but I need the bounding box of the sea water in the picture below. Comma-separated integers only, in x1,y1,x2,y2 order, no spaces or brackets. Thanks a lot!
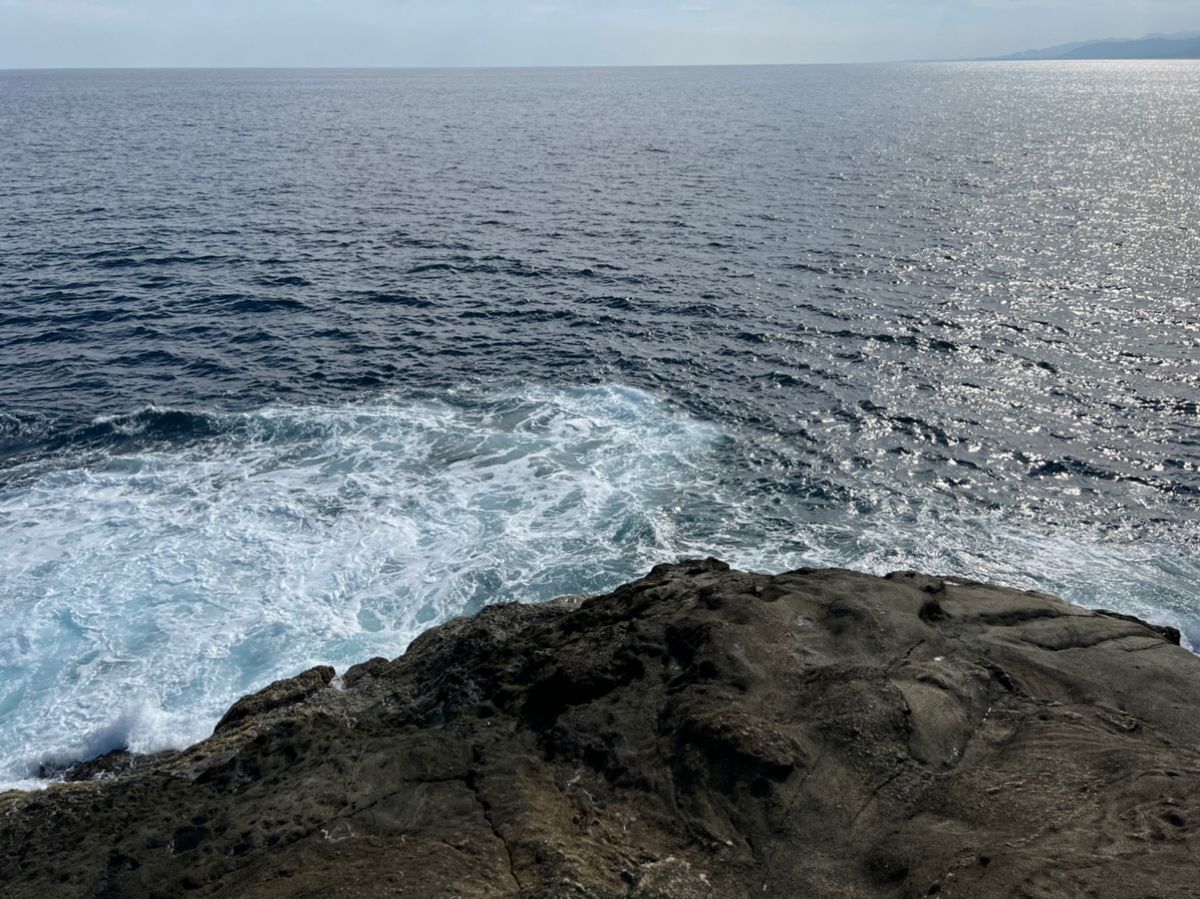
1,63,1198,789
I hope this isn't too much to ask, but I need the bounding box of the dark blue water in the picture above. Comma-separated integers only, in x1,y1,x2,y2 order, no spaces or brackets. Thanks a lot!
2,63,1198,787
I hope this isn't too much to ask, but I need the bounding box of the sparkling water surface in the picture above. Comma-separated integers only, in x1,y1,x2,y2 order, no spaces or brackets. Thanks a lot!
1,62,1198,789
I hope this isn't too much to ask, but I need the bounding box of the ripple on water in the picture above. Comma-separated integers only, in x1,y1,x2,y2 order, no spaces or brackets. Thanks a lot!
0,63,1198,786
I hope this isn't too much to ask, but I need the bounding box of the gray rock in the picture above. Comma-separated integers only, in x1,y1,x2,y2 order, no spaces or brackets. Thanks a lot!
2,560,1198,898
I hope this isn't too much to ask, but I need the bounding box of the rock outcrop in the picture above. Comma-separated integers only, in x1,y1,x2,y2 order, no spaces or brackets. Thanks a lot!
2,560,1199,898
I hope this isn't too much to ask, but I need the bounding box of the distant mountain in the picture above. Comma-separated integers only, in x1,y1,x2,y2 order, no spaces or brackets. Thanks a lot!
993,31,1200,61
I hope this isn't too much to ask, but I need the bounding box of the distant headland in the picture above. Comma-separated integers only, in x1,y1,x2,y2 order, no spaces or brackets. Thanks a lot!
988,30,1200,60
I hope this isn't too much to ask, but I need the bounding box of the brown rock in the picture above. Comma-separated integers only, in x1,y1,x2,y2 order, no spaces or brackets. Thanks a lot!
2,561,1198,898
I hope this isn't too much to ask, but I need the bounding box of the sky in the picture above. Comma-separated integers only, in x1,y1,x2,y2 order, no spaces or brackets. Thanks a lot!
0,0,1196,68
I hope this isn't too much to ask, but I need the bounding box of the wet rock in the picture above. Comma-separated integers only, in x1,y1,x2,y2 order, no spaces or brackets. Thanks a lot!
55,749,179,783
3,561,1199,898
213,665,336,734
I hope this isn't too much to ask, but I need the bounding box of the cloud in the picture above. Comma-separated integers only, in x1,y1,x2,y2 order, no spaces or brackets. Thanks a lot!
5,0,137,24
1,0,1197,67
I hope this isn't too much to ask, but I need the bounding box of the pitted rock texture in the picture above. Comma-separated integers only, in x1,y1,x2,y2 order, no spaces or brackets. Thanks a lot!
2,560,1199,898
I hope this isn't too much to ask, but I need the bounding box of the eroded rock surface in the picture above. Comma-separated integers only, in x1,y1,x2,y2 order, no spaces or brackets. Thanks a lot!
3,561,1199,898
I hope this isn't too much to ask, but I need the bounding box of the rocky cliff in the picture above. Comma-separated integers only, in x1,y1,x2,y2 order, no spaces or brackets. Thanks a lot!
2,560,1198,898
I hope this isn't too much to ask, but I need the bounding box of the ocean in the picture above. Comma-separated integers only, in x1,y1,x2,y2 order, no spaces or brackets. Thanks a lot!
1,62,1197,790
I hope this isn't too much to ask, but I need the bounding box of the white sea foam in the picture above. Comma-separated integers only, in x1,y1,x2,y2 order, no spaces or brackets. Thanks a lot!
0,385,723,789
711,500,1198,653
1,383,1195,791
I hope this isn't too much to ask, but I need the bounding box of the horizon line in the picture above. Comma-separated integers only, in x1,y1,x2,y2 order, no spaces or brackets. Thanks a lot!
2,61,903,72
3,59,1148,73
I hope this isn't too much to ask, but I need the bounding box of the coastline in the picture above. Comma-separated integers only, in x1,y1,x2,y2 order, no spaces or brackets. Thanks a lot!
3,559,1198,897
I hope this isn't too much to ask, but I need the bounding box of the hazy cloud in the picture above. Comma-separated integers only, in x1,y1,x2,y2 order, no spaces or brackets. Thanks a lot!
3,0,137,23
0,0,1196,67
